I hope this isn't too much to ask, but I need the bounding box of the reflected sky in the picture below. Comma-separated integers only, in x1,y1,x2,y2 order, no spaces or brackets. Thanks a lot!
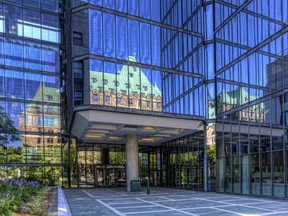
89,10,160,66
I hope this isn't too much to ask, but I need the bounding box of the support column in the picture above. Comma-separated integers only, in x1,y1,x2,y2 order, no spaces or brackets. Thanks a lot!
75,138,79,189
126,134,139,192
203,123,208,192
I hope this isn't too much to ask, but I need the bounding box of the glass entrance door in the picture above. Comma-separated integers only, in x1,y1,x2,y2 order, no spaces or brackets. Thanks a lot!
94,165,125,187
76,143,126,188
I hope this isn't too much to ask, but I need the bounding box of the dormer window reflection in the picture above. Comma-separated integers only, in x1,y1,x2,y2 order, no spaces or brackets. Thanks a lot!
114,81,119,86
93,94,98,101
46,95,53,100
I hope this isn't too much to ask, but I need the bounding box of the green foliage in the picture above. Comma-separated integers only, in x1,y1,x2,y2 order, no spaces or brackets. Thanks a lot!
110,151,125,164
0,206,11,216
207,145,216,166
0,181,21,213
0,108,21,147
7,147,23,163
26,165,62,186
0,147,23,164
0,178,49,215
64,144,76,165
207,145,216,180
44,166,62,185
25,189,49,216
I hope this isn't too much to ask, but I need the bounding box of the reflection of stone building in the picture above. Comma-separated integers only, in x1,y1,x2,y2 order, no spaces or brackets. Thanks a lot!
266,57,288,91
266,58,288,125
19,85,61,163
216,87,264,122
207,124,215,147
90,56,162,111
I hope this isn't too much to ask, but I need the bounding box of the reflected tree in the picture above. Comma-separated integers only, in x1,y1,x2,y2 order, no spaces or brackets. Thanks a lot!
0,107,21,147
0,108,22,179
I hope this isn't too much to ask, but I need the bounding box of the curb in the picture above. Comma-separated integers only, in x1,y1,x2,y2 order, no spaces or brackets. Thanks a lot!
58,186,72,216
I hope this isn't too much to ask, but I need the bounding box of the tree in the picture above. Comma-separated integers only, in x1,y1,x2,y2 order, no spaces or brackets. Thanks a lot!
207,145,216,180
207,145,216,165
0,108,21,147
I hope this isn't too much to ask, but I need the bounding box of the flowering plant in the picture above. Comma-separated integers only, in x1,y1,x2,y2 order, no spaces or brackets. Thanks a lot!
0,178,47,215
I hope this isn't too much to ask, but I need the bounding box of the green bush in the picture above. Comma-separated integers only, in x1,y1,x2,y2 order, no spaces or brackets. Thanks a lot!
0,206,11,216
0,178,49,215
26,189,49,216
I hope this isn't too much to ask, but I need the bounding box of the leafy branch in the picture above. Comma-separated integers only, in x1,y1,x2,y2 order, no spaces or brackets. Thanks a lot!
0,107,21,147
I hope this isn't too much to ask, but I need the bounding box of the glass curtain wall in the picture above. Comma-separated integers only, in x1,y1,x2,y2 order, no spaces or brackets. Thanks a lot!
0,0,66,185
75,143,126,188
72,0,211,115
161,132,204,191
160,0,213,191
88,4,162,111
160,0,213,117
70,0,288,198
215,0,288,198
71,0,208,190
71,0,163,111
139,146,161,187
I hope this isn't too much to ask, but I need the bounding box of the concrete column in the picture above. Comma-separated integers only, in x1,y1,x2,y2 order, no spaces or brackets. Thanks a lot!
126,134,139,192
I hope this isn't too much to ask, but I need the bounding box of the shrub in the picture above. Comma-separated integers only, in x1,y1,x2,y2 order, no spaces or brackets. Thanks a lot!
0,178,49,215
25,189,50,216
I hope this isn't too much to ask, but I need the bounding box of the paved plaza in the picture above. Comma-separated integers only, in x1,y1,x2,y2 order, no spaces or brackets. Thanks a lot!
64,187,288,216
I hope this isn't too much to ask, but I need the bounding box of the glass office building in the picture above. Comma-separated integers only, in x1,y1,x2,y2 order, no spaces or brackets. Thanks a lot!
0,0,287,198
214,0,288,198
0,0,65,185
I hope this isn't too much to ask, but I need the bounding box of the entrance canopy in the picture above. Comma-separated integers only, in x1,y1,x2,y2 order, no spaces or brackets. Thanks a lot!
70,108,204,145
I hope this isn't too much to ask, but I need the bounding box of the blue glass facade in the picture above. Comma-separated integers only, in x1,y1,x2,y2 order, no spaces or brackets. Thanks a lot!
0,0,287,198
159,0,288,197
161,0,209,116
0,0,65,184
214,0,288,197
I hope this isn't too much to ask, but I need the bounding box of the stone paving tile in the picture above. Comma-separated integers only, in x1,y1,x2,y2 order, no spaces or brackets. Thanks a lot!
115,205,155,210
218,198,269,204
74,210,119,216
64,187,288,216
211,196,242,200
126,210,182,216
267,213,288,215
137,196,175,202
155,200,220,209
121,206,168,213
218,205,275,214
107,201,150,207
246,202,288,211
185,208,238,216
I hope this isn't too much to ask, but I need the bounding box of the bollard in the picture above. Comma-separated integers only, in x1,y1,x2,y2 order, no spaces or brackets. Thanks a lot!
147,178,150,195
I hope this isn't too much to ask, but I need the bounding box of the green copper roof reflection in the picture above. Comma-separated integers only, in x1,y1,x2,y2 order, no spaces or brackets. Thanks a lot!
90,56,162,98
208,86,265,119
33,84,60,102
218,86,259,105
